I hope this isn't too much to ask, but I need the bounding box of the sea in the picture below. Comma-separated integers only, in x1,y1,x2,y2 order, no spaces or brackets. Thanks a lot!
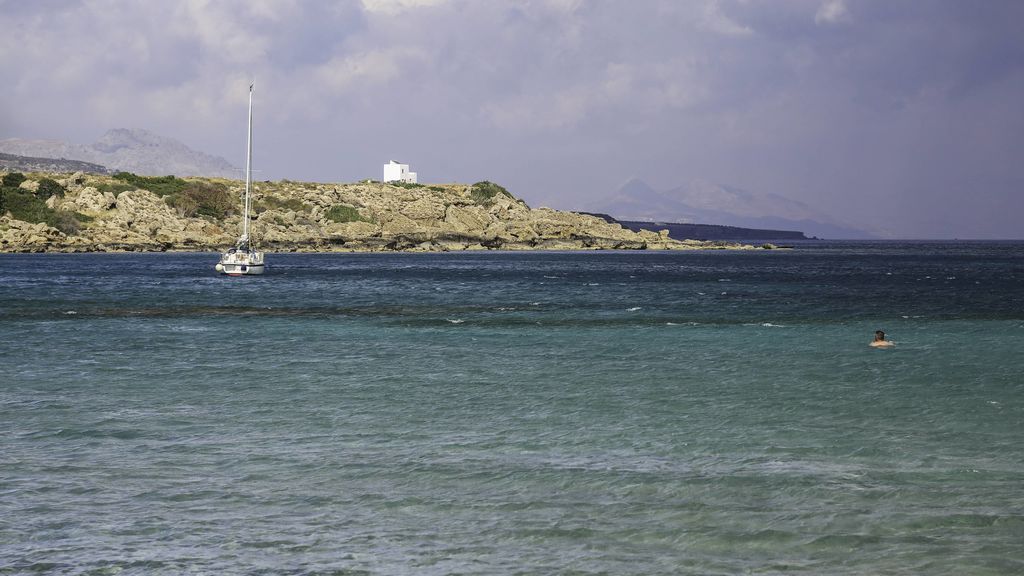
1,241,1022,575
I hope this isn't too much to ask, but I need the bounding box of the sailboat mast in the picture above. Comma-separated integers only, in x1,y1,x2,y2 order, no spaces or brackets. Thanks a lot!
243,83,253,242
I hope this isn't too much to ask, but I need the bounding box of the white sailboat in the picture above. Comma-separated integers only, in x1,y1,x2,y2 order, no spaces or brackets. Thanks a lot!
216,83,265,276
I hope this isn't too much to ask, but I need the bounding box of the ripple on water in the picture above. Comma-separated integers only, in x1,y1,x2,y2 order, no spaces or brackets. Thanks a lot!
1,248,1023,574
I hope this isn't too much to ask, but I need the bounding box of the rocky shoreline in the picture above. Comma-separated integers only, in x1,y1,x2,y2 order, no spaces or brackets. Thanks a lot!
0,172,759,253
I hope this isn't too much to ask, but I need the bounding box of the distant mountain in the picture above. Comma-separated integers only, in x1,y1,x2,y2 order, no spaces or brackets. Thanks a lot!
621,220,807,241
586,178,873,239
0,129,238,178
582,212,808,241
0,152,111,175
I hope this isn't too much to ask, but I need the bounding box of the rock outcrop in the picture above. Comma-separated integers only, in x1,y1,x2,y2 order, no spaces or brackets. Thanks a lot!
1,173,756,253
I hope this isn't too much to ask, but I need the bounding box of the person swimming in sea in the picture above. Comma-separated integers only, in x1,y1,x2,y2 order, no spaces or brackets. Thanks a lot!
870,330,894,347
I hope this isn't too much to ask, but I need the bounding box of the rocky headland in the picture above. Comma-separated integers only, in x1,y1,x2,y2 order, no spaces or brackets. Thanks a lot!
0,171,757,253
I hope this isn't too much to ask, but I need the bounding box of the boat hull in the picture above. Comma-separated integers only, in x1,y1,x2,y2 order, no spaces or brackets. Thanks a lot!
219,263,265,276
216,250,265,276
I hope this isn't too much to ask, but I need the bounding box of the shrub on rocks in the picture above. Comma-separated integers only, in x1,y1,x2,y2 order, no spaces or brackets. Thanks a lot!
390,181,423,189
256,196,311,214
3,189,90,234
95,181,136,195
185,182,233,219
113,172,188,197
164,181,233,219
2,172,26,188
35,178,66,200
165,193,200,217
325,204,369,223
470,181,513,205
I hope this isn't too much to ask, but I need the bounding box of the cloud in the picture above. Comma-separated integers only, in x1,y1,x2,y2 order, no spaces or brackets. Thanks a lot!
481,87,590,132
814,0,849,25
361,0,449,15
315,48,420,93
702,0,753,37
181,0,273,66
2,0,1023,237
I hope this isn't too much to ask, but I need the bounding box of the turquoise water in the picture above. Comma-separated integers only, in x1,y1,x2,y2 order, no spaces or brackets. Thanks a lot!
1,243,1023,574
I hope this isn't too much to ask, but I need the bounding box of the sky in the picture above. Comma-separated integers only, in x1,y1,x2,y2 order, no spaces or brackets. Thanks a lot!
2,0,1023,238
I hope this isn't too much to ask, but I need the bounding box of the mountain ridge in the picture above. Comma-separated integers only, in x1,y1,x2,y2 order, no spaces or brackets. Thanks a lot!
581,212,809,241
0,129,238,178
0,152,111,175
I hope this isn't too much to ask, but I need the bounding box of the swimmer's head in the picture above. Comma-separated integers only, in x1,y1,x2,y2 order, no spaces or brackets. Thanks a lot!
874,330,886,341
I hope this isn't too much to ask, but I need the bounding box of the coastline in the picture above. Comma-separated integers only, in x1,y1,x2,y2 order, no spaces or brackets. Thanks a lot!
0,171,759,254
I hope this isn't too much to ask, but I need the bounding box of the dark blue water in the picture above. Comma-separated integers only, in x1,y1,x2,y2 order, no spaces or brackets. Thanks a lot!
2,242,1023,574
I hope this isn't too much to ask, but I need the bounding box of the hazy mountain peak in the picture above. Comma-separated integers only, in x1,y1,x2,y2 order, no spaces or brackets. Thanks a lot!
665,180,821,221
92,128,177,153
618,176,653,191
614,178,666,204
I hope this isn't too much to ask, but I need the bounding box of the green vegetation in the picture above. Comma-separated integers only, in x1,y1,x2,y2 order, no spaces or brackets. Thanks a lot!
470,181,513,205
164,193,199,218
1,188,91,235
113,172,188,197
104,172,232,219
163,181,234,219
325,204,370,224
428,186,444,192
35,178,66,200
2,172,26,188
256,195,311,214
94,181,135,195
390,181,424,189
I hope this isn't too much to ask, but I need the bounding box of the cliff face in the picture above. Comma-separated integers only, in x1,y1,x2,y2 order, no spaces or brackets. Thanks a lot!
0,173,754,253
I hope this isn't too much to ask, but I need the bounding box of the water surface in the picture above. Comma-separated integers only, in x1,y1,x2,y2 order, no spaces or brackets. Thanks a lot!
1,243,1022,574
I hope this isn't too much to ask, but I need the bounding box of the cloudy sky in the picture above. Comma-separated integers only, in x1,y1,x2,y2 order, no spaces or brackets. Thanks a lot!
2,0,1022,238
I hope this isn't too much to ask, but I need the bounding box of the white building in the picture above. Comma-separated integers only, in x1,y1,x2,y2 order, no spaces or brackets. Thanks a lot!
383,160,417,184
